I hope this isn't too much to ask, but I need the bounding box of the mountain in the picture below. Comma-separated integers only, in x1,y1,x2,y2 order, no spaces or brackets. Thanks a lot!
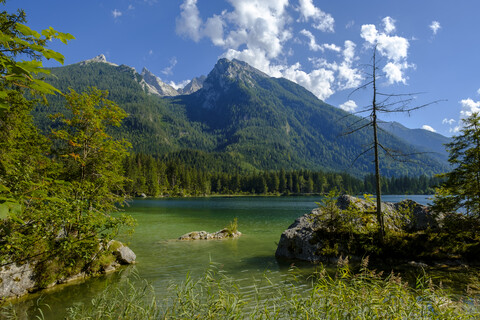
180,75,206,95
141,67,179,97
379,121,451,163
36,57,450,177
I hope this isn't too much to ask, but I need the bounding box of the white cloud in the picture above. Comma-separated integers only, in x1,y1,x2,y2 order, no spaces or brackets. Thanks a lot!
339,100,358,112
162,57,178,75
430,21,441,35
421,125,436,132
382,16,396,34
298,0,334,32
112,9,122,18
148,49,154,55
477,88,480,95
128,5,135,10
169,79,190,90
360,19,411,84
300,29,341,52
204,14,225,46
176,0,203,42
460,98,480,118
345,20,355,29
442,118,455,125
175,0,361,101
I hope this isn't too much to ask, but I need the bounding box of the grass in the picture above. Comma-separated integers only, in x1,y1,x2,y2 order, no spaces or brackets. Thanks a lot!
6,260,477,320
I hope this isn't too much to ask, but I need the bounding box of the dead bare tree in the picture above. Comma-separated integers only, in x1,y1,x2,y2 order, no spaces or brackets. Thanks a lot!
345,45,441,244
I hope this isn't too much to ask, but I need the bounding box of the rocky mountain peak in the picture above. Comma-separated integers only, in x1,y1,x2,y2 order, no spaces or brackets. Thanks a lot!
80,54,118,66
140,67,179,97
180,75,206,95
209,58,268,84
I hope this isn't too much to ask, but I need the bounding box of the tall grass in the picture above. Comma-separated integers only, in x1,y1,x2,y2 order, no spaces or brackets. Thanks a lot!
4,262,480,319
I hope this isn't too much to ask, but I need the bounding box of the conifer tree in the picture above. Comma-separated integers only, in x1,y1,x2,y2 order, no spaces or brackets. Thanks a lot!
434,112,480,216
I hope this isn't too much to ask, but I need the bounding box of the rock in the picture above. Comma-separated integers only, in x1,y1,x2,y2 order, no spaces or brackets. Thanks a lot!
0,263,36,299
179,229,242,240
113,244,137,265
275,195,444,262
408,261,429,268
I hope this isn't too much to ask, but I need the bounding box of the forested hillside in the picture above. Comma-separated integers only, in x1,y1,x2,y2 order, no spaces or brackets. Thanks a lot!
36,57,451,177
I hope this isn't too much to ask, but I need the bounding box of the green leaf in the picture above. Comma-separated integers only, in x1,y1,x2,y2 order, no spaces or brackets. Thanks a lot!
42,49,64,64
29,78,61,95
16,23,41,39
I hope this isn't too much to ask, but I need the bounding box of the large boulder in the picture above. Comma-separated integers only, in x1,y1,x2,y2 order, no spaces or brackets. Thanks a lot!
1,241,136,302
0,263,35,299
114,245,137,264
275,195,442,262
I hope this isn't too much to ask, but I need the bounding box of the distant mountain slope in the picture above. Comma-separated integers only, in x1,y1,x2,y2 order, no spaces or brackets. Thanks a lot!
379,121,451,163
36,57,450,177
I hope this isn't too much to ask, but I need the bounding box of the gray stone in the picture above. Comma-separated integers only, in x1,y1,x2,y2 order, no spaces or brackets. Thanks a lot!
179,229,242,240
0,263,36,299
275,195,444,262
114,245,136,264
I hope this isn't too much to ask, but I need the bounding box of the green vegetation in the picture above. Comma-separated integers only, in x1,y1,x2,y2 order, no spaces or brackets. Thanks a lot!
123,153,442,197
434,112,480,216
34,57,450,178
224,218,238,236
7,263,473,319
0,1,134,292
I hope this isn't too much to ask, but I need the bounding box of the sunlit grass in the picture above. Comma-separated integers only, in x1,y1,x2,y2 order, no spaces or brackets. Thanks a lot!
3,261,480,319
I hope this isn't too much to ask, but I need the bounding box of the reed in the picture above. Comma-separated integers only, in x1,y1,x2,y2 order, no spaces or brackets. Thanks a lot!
4,262,479,319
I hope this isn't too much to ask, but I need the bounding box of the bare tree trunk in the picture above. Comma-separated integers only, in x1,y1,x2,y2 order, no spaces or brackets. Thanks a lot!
372,47,385,244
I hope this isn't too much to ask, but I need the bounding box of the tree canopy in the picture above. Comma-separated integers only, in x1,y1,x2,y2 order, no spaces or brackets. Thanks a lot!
434,112,480,216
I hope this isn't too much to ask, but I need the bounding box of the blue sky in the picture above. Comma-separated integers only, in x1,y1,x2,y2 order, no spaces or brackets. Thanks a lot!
8,0,480,137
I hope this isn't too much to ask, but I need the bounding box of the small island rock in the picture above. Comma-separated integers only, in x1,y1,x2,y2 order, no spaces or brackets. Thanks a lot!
179,228,242,240
275,195,443,263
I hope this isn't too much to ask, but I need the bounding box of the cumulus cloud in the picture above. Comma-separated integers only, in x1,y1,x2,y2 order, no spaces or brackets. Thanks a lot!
446,95,480,133
421,125,436,132
460,98,480,118
112,9,122,18
339,100,358,112
477,88,480,95
382,16,396,34
298,0,334,32
176,0,203,41
300,29,341,52
169,79,190,90
430,21,441,35
360,18,411,84
175,0,361,100
442,118,455,125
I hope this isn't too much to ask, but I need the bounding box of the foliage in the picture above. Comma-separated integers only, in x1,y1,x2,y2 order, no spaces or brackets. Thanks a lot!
224,218,238,236
0,2,134,284
56,263,480,319
434,112,480,216
122,153,440,198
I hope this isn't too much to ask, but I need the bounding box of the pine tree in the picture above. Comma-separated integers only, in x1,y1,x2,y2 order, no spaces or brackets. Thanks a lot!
434,112,480,216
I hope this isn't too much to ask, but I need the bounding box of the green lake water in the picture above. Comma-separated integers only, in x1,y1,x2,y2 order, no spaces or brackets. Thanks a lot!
8,195,437,318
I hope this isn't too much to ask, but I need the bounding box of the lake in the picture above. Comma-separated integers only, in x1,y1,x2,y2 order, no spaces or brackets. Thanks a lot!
8,195,435,318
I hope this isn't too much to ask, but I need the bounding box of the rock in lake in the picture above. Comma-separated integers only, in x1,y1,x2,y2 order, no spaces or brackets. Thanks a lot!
179,228,242,240
275,195,443,263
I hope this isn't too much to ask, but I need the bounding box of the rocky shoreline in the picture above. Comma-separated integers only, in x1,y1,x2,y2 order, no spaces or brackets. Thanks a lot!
275,195,472,267
0,241,136,302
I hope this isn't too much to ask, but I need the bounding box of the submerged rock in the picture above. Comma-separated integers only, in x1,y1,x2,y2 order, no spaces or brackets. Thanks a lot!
179,228,242,240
